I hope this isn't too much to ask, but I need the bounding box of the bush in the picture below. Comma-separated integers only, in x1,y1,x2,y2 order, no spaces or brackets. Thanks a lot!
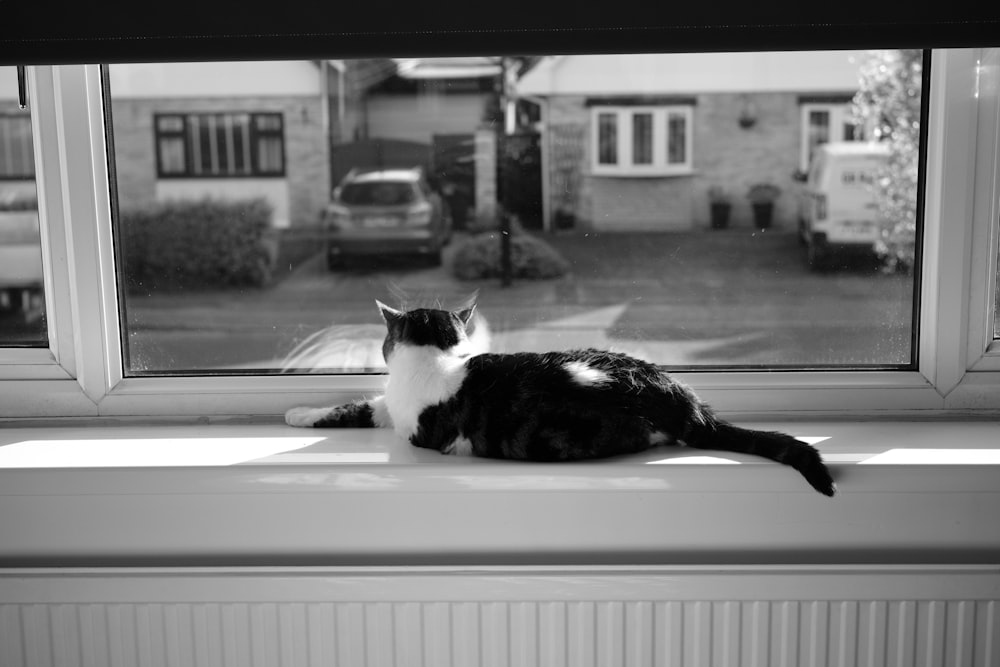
452,231,570,281
121,198,274,291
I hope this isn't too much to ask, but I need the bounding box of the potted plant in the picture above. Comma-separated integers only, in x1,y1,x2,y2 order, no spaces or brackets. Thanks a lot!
708,185,731,229
747,182,781,229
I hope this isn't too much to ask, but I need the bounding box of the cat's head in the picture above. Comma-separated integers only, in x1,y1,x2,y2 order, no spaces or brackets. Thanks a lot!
376,300,489,364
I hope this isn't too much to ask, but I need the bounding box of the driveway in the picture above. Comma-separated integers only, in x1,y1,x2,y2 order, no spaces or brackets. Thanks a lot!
124,229,914,372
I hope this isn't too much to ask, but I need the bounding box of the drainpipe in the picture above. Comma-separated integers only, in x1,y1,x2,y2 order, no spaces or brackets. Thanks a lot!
520,94,550,232
327,60,347,142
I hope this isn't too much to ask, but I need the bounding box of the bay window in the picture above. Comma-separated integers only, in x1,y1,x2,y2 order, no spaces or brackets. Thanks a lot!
0,48,995,418
590,105,693,176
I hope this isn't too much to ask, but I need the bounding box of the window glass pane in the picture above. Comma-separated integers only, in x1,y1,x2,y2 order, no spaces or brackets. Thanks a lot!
597,112,617,165
995,237,1000,340
631,112,652,165
667,112,686,164
0,67,46,347
106,53,923,375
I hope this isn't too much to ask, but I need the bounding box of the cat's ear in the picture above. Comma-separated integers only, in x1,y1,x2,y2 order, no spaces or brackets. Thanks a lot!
455,303,476,327
376,300,404,324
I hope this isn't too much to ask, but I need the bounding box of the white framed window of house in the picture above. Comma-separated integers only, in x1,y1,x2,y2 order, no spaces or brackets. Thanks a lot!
589,104,694,176
1,48,1000,419
798,100,864,172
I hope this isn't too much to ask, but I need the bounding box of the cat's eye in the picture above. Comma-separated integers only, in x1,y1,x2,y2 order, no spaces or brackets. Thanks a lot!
103,52,926,376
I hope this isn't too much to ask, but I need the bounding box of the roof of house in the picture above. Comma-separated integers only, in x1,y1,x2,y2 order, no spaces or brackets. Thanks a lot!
819,141,891,156
103,59,398,99
516,51,870,96
392,57,501,80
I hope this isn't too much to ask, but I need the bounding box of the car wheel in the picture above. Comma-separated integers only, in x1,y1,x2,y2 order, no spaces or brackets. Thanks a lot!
426,250,443,267
327,253,343,271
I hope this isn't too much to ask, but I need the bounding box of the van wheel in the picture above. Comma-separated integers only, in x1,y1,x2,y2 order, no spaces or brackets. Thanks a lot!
805,239,830,272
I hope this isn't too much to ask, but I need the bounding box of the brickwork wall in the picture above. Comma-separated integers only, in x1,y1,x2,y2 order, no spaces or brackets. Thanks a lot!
544,93,803,231
110,96,328,227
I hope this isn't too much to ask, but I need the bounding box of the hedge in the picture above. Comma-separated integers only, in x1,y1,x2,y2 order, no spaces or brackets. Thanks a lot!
452,231,570,281
120,198,275,290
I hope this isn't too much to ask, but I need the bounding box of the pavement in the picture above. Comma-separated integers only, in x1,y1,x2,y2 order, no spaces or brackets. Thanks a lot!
123,229,915,372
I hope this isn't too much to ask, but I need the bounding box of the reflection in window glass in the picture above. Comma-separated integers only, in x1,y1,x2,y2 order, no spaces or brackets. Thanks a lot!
106,53,922,375
0,67,46,347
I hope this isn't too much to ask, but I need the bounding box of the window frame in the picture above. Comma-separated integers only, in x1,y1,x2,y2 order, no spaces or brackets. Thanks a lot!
1,50,999,419
153,111,286,179
589,105,694,177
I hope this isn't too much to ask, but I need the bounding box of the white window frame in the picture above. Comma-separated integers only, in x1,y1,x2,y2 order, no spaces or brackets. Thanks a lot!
589,105,693,177
799,102,860,172
0,49,999,420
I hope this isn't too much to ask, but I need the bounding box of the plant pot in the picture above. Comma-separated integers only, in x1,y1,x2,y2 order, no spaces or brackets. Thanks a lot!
710,202,731,229
752,202,774,229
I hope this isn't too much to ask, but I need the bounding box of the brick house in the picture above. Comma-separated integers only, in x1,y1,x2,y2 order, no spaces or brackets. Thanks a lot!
515,51,870,231
108,59,396,229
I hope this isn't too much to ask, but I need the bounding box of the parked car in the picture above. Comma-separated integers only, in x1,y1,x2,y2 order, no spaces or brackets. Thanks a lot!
323,167,452,269
794,142,890,271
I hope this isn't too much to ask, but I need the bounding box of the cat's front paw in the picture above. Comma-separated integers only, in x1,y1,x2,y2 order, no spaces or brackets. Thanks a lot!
285,406,328,428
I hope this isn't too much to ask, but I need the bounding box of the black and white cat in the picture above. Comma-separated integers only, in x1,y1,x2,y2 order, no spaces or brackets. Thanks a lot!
286,302,836,496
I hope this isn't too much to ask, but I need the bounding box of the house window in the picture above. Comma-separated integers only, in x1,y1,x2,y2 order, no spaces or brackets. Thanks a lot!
632,112,653,165
0,114,34,179
597,112,617,165
799,103,862,171
589,106,693,176
154,112,285,178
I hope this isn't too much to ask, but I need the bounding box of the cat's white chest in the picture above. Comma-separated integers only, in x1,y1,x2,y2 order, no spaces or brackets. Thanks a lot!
383,345,467,440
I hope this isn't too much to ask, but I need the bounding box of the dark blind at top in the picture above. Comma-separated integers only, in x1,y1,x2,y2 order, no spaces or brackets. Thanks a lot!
1,2,998,64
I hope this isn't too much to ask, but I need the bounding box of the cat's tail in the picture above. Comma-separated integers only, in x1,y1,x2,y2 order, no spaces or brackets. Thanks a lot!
683,421,837,496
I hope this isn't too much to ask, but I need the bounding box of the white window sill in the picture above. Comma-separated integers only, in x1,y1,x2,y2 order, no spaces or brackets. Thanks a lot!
0,419,998,567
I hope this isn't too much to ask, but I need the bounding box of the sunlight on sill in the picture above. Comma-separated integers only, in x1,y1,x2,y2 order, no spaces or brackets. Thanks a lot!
859,449,1000,464
0,437,327,468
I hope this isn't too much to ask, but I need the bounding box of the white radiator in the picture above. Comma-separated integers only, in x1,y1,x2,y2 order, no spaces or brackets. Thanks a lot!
1,566,997,666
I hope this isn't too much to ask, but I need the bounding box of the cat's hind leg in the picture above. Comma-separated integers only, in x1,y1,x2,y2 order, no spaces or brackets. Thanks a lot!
285,399,378,428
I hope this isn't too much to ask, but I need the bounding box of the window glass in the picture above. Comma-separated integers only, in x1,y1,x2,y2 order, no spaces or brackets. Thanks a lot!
667,112,686,164
995,237,1000,340
632,112,653,165
0,67,46,347
597,112,617,165
106,52,922,375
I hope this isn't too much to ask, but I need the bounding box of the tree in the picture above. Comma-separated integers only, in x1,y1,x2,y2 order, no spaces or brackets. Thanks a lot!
851,50,923,272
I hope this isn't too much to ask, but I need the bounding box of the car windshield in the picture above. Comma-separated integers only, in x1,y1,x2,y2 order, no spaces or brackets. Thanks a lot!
340,181,417,206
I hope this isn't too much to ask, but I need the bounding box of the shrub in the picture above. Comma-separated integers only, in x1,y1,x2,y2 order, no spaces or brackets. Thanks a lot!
120,198,274,291
452,231,570,281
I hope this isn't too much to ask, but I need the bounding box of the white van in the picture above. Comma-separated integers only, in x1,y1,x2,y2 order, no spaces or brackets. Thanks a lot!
795,142,889,271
